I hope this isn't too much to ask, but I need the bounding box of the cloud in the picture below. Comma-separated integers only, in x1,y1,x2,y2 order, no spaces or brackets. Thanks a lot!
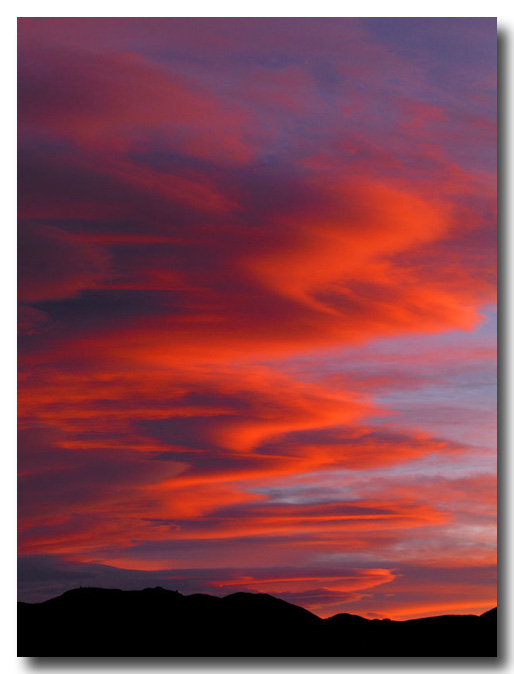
17,17,496,618
18,222,110,302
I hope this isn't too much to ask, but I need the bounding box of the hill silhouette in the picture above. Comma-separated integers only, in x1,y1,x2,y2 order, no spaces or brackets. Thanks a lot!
18,586,497,656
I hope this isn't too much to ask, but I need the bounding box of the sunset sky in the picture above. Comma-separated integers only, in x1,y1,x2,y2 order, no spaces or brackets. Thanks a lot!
17,17,497,620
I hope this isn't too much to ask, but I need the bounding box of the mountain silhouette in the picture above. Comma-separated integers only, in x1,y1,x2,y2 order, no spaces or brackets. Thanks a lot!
18,587,497,656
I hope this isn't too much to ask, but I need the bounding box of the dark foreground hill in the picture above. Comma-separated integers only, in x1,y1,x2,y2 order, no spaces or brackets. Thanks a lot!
18,587,497,657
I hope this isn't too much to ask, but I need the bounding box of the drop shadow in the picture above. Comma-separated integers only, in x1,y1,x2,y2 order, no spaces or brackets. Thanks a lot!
496,22,508,668
27,656,500,670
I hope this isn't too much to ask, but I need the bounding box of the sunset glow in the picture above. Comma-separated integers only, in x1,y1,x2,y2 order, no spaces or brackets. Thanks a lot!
18,17,496,620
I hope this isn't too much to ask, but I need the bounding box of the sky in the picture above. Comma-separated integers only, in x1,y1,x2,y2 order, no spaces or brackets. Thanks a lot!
17,17,497,620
